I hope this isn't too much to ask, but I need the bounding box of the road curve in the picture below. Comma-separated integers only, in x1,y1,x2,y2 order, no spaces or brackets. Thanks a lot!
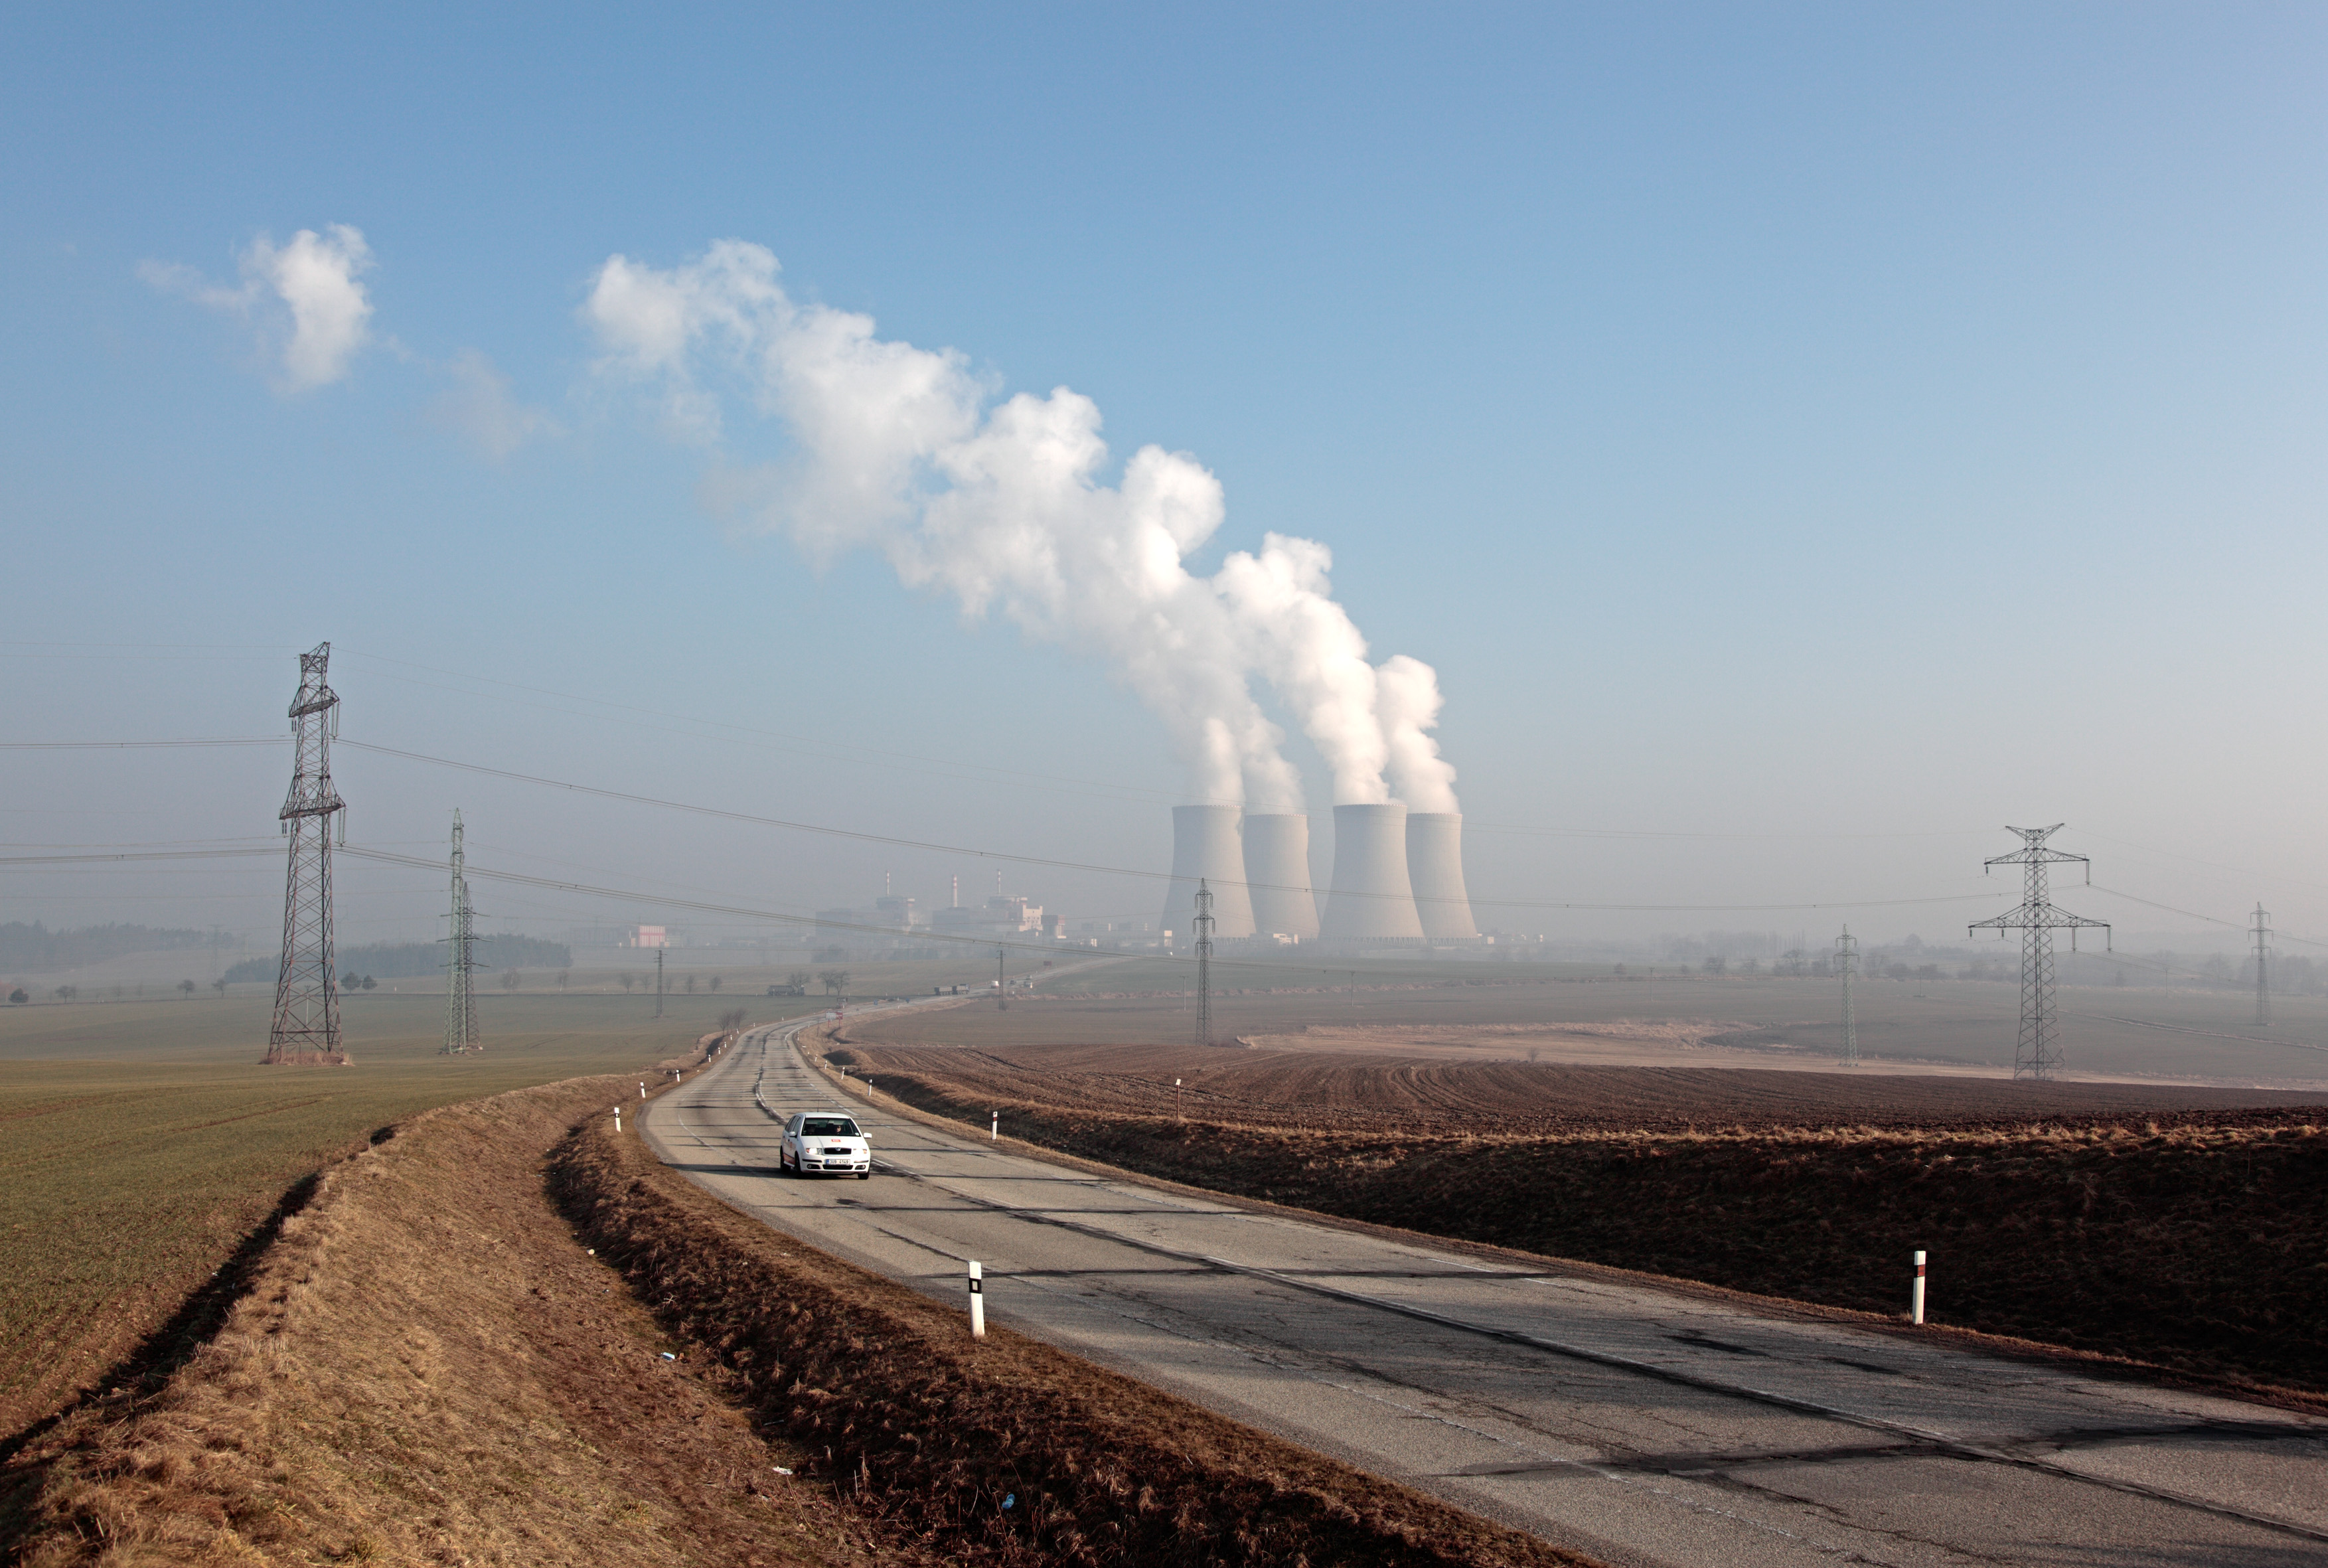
643,1011,2328,1568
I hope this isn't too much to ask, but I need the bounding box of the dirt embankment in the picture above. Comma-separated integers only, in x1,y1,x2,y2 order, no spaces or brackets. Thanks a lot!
550,1112,1597,1567
5,1057,1600,1568
1,1073,930,1568
850,1049,2328,1397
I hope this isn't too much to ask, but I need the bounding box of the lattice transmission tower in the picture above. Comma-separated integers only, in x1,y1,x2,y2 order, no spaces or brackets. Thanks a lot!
1194,878,1214,1048
1970,824,2110,1081
2252,903,2272,1029
1835,925,1858,1067
442,809,481,1055
266,643,347,1065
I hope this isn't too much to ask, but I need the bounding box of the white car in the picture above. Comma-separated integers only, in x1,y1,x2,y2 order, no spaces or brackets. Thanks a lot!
781,1112,872,1178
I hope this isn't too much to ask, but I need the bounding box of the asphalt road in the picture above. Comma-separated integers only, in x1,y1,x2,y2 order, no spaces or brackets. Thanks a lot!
642,1008,2328,1568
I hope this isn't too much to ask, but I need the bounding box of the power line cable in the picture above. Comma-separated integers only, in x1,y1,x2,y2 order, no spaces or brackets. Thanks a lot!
2087,884,2328,951
0,738,285,749
336,738,2003,915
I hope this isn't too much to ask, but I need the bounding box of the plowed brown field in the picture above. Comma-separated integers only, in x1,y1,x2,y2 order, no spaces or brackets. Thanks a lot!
854,973,2328,1087
839,1040,2324,1134
837,1038,2328,1395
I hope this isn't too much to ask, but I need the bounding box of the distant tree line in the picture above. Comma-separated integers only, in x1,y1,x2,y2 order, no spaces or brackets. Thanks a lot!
0,921,232,971
222,935,572,984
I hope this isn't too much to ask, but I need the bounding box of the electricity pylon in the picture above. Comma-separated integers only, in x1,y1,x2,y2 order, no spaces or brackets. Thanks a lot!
1970,825,2110,1081
441,810,481,1055
1194,878,1214,1048
1835,925,1858,1066
2252,903,2272,1028
267,643,346,1064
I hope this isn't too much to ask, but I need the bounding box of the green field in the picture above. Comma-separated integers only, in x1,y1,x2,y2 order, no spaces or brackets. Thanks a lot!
0,981,835,1439
1,947,1055,1441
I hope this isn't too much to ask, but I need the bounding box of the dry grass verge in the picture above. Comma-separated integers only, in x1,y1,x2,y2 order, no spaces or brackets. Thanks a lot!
551,1117,1601,1567
1,1073,922,1567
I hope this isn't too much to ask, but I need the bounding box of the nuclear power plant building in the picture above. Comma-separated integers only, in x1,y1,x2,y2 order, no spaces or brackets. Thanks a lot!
1243,813,1320,939
1319,802,1427,941
1160,805,1257,941
1405,811,1478,939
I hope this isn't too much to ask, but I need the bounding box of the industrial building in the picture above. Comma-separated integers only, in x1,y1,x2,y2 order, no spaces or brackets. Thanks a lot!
1159,801,1476,950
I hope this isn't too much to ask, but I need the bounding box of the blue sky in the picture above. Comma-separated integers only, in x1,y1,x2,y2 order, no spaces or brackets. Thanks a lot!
3,3,2322,949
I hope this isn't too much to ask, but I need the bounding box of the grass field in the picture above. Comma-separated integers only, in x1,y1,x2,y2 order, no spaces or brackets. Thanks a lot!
0,987,795,1440
0,948,1069,1443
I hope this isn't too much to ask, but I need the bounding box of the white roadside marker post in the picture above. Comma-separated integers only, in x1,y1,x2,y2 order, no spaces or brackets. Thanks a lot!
990,1111,998,1142
613,1105,622,1134
1175,1077,1183,1121
639,1081,646,1099
1911,1249,1927,1325
968,1260,986,1338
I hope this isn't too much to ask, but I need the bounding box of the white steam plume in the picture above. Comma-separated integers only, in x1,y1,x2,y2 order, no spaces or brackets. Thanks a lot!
1214,534,1388,805
585,241,1297,809
582,240,1456,814
1375,653,1460,813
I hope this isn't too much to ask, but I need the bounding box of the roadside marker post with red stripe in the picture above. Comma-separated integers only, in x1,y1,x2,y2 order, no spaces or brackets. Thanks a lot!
1912,1250,1928,1325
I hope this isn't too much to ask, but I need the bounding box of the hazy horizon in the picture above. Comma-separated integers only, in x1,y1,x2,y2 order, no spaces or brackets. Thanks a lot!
5,7,2323,959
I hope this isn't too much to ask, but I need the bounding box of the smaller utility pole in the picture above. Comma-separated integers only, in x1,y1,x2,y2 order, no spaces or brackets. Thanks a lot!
1194,879,1214,1047
2252,903,2272,1028
996,946,1007,1011
1835,925,1858,1067
441,809,480,1055
654,945,665,1018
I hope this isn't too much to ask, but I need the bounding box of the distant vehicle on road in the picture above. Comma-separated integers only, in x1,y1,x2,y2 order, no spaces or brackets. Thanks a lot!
781,1113,871,1178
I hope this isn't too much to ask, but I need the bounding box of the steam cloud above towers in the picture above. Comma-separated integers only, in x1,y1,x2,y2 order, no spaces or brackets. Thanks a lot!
583,240,1458,814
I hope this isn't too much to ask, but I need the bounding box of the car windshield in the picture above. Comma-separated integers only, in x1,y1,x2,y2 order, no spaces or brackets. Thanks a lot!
802,1117,860,1137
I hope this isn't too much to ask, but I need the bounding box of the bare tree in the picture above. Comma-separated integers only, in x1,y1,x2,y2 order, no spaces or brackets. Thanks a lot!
817,969,850,1000
708,975,722,993
502,970,521,992
619,973,635,992
557,969,570,989
177,980,196,999
684,974,697,994
52,985,78,1001
210,979,226,998
787,971,812,994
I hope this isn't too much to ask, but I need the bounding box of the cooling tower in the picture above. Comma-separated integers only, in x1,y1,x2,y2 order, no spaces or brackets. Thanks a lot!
1405,811,1478,940
1160,805,1257,941
1320,803,1425,941
1242,814,1319,939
